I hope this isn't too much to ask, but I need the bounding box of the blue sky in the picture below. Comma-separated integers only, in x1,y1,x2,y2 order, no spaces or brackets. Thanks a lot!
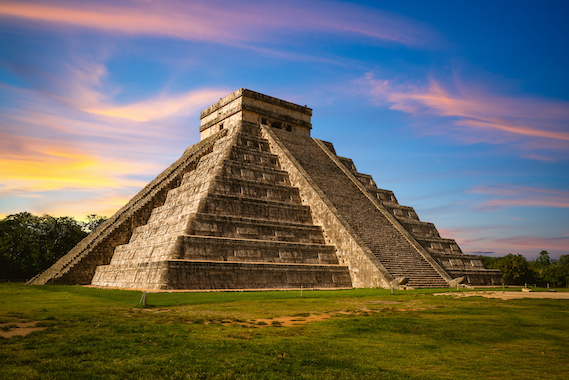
1,0,568,259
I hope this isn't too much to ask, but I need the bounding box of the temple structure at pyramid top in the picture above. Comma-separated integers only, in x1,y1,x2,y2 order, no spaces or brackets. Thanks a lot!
200,89,314,140
29,89,503,289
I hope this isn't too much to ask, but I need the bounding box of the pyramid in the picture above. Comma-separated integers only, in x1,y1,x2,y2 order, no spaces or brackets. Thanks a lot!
29,89,503,289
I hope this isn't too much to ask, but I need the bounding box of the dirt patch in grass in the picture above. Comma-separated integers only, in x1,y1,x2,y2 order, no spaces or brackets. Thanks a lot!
0,317,46,338
251,313,333,327
211,305,424,328
434,291,569,300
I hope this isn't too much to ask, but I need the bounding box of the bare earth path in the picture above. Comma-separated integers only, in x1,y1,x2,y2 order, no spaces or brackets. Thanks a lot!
434,290,569,300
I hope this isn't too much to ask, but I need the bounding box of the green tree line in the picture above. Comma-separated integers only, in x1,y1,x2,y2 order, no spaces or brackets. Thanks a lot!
2,212,568,287
480,251,569,287
0,212,107,281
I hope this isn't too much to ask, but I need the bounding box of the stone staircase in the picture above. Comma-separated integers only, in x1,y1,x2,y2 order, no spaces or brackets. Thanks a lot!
91,122,352,290
335,151,501,286
272,128,448,288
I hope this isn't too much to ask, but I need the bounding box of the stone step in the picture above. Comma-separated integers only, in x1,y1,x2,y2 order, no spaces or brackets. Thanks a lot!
230,146,280,169
209,176,302,204
368,189,398,205
220,161,291,186
355,173,377,188
92,260,352,290
415,237,463,255
190,213,326,244
201,193,314,223
235,133,271,153
176,235,339,264
397,219,440,238
382,204,419,220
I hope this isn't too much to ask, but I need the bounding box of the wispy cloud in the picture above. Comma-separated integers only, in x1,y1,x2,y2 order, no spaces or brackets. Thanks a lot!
0,0,440,48
469,185,569,210
493,236,569,253
439,225,568,258
85,88,230,122
522,153,556,162
359,72,569,149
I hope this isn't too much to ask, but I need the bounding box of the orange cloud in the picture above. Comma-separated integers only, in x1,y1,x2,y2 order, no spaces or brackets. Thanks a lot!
0,1,439,48
361,72,569,146
0,132,148,192
29,193,136,220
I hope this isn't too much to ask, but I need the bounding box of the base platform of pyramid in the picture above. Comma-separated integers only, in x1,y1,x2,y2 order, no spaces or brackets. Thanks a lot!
29,89,503,290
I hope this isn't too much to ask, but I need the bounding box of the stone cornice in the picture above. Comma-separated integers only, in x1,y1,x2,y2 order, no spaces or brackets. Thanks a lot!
200,88,312,119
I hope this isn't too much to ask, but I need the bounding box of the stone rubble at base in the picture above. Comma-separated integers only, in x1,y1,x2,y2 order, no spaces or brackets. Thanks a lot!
29,89,503,290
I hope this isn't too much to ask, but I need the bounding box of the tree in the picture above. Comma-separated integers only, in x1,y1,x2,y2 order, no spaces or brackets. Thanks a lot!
0,212,41,280
535,250,551,267
81,214,108,233
479,255,501,269
495,254,534,285
554,255,569,288
0,212,106,281
531,250,557,287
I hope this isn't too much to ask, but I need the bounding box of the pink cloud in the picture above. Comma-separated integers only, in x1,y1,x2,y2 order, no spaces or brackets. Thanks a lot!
360,72,569,149
468,185,569,209
522,153,555,162
0,0,439,48
494,236,569,252
439,225,568,258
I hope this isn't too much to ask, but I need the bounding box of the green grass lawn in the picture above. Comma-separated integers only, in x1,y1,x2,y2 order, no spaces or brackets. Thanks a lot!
0,284,567,379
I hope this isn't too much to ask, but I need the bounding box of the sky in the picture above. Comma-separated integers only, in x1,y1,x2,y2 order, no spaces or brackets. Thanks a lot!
0,0,568,260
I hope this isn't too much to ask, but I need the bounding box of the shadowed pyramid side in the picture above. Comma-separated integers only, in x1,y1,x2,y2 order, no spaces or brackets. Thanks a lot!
28,131,226,285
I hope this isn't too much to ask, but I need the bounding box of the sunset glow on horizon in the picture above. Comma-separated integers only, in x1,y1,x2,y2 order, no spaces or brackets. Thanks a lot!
1,0,568,259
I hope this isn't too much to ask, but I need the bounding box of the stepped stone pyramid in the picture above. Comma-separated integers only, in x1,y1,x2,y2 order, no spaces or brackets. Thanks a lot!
29,89,503,289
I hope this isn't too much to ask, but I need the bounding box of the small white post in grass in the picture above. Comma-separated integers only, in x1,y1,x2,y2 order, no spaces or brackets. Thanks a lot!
139,291,146,306
300,285,303,298
390,284,393,295
547,283,550,289
457,282,459,291
502,283,505,291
